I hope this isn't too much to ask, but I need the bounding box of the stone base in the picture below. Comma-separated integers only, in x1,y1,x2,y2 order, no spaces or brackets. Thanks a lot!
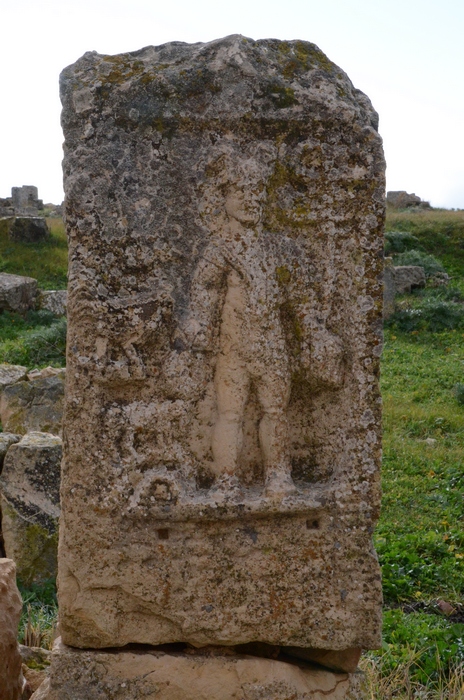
36,638,363,700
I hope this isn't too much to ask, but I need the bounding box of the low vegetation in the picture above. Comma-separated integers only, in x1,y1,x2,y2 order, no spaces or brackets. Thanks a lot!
3,207,464,696
0,217,67,289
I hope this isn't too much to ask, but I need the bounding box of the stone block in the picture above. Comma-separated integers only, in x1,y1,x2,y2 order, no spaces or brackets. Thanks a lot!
8,217,50,243
0,273,38,314
19,645,51,696
0,375,64,436
36,639,362,700
11,186,42,216
0,559,24,700
38,290,67,316
0,433,61,584
58,35,384,652
0,434,21,472
393,265,426,294
386,190,421,208
0,364,28,390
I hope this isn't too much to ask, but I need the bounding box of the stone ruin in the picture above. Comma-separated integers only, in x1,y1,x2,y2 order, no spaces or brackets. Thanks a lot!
386,190,430,209
41,35,385,698
11,186,44,217
0,186,49,243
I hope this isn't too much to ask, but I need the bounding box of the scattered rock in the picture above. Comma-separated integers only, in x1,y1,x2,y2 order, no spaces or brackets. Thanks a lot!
19,645,52,669
37,291,67,317
393,265,426,294
428,272,450,287
39,639,362,700
0,558,25,700
26,367,65,382
0,375,64,436
0,364,28,390
0,433,61,585
8,218,50,244
387,191,430,209
0,273,38,314
0,199,14,217
436,599,455,616
0,434,21,472
424,437,437,446
20,646,51,697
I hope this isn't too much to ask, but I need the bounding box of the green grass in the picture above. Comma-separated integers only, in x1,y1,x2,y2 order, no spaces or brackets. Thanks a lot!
386,207,464,278
0,310,66,369
368,206,464,691
17,579,58,650
0,217,67,289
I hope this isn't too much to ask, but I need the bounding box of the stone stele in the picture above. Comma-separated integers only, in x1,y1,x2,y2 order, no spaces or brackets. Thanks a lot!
58,35,385,653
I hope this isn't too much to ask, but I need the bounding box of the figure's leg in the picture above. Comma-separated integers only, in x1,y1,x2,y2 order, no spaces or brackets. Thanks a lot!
211,352,249,477
256,373,294,495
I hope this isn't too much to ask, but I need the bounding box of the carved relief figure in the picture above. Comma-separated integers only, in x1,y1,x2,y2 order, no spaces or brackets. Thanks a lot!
185,150,346,496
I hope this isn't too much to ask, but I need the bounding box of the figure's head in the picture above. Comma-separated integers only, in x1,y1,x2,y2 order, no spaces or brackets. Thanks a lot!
225,186,261,225
199,142,275,230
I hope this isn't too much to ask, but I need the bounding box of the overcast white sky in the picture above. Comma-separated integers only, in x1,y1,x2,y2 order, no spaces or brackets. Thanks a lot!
1,0,463,208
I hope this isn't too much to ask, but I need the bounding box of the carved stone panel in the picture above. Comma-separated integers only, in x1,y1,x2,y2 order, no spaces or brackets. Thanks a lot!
59,35,385,651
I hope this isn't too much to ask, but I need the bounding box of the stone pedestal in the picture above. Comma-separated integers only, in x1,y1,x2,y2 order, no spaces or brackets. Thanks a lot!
39,639,363,700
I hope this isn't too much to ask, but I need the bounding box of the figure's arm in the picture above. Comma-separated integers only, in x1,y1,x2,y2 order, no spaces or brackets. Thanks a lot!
183,247,226,352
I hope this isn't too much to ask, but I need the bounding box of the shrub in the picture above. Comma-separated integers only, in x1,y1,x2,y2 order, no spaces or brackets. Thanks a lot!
454,384,464,406
393,249,445,278
1,315,67,367
387,301,464,332
385,230,419,254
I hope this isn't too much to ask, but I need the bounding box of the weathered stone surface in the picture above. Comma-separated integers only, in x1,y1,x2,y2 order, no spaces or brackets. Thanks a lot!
59,35,384,651
38,291,67,316
29,681,50,700
20,646,51,697
383,258,395,319
0,559,24,700
0,375,64,436
11,186,43,217
27,367,66,381
38,639,362,700
393,265,426,294
0,197,14,217
0,364,28,390
0,273,38,314
386,190,421,208
0,433,21,472
0,433,61,584
8,217,50,243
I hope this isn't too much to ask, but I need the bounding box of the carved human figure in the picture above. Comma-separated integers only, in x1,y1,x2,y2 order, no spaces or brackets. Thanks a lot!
185,151,346,495
186,182,294,495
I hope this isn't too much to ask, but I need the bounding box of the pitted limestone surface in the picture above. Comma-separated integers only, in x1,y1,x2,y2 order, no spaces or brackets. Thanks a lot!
59,34,385,650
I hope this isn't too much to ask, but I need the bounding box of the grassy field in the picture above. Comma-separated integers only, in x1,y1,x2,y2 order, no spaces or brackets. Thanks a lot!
2,208,464,694
0,217,67,289
0,217,67,369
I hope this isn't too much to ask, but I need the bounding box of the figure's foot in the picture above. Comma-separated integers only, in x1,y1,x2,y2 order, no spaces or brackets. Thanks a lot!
264,469,296,498
208,473,243,503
